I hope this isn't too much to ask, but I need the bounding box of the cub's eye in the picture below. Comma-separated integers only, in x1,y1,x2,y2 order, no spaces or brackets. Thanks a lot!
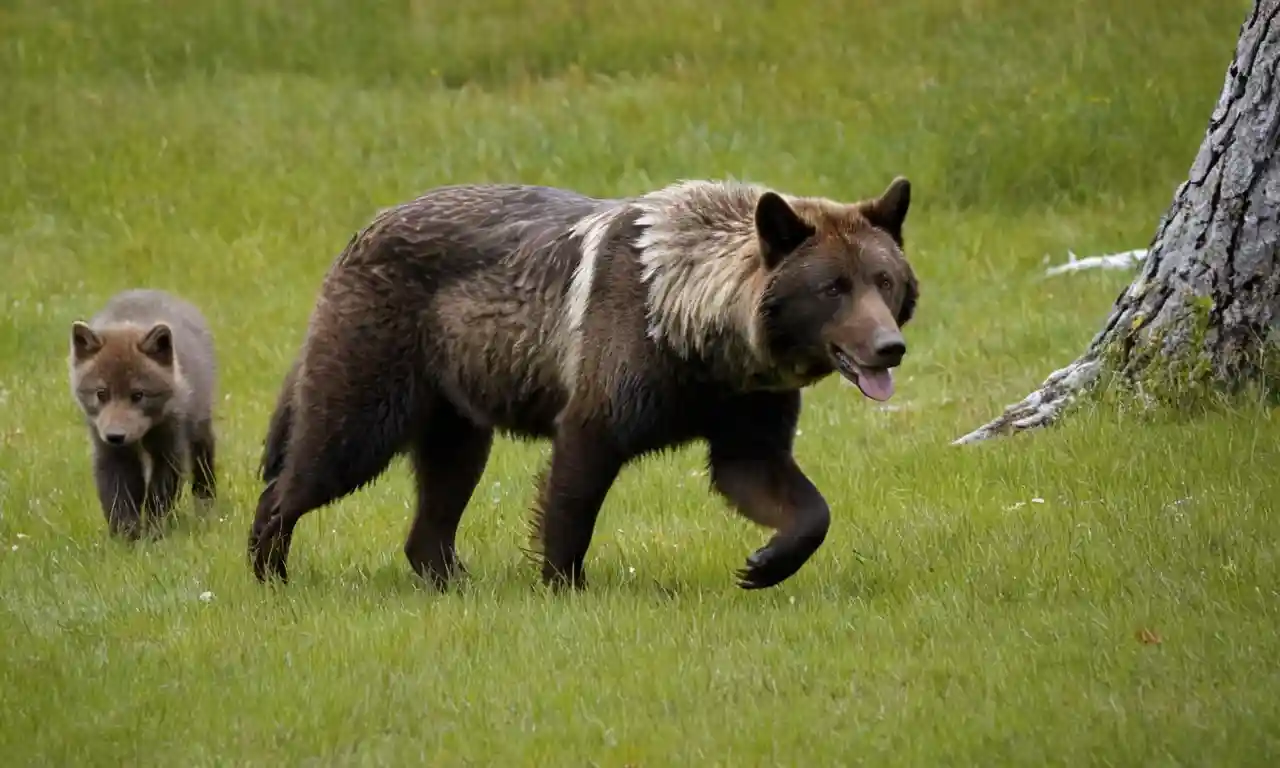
95,388,109,403
822,277,851,298
876,274,894,292
130,391,145,404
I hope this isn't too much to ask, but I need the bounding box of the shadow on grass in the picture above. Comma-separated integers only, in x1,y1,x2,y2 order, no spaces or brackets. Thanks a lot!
254,553,895,609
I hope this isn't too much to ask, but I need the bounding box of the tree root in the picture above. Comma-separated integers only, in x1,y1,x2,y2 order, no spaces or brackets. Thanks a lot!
951,355,1102,445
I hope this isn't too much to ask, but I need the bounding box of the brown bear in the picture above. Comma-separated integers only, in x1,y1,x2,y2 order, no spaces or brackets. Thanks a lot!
249,177,919,592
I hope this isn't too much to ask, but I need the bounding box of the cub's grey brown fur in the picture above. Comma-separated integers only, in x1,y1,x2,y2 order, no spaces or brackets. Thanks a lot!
249,177,919,591
69,289,218,538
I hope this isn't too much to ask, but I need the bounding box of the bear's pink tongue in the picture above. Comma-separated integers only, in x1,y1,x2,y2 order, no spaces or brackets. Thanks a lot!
856,368,895,401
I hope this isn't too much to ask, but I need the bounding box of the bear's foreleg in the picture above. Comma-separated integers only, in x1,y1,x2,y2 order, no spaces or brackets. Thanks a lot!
705,390,831,589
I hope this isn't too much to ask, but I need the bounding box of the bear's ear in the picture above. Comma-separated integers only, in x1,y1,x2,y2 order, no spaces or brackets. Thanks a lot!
755,191,816,269
71,321,102,361
858,176,911,246
138,323,175,368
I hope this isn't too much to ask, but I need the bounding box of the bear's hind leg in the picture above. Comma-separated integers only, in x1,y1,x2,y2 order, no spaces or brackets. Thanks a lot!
404,398,494,590
248,338,420,584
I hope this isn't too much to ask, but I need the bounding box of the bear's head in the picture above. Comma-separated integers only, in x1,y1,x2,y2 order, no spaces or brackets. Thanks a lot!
755,177,918,401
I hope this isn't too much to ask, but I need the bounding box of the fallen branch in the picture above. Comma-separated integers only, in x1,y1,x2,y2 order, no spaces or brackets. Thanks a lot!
1043,248,1147,276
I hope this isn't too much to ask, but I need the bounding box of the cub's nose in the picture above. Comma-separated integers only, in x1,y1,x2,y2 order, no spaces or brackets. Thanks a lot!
104,431,127,446
871,329,907,368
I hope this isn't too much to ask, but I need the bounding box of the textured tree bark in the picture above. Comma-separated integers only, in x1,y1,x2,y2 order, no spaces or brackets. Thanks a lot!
955,0,1280,446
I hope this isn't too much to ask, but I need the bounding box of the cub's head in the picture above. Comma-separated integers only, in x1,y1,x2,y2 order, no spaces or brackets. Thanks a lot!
69,321,180,447
755,177,918,400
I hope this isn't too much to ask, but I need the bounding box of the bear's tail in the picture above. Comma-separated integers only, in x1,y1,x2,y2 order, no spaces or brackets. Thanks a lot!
259,357,301,485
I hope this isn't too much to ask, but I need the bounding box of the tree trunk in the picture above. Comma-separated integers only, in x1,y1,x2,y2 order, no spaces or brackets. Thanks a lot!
954,0,1280,446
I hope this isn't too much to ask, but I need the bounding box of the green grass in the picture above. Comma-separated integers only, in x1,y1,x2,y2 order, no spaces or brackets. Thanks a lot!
2,0,1278,764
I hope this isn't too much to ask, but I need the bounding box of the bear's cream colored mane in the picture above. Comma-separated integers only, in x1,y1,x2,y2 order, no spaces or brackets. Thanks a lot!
562,179,829,388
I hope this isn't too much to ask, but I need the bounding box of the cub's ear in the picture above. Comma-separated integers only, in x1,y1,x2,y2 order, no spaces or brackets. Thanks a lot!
138,323,175,368
859,176,911,246
71,321,102,361
755,191,816,269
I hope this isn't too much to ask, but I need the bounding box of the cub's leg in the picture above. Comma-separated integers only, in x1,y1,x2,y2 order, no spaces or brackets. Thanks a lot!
92,440,147,540
189,417,217,503
531,419,625,590
705,390,831,590
404,398,493,590
140,425,184,535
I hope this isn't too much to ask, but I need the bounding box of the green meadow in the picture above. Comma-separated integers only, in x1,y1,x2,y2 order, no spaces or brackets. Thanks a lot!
2,0,1277,764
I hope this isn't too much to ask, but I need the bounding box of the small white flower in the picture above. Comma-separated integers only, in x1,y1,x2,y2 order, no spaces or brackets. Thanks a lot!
1031,498,1045,504
198,591,214,602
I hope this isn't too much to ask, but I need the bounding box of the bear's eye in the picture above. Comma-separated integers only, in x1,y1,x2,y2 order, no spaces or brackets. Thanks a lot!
876,273,894,292
822,277,851,298
95,388,109,404
130,391,145,404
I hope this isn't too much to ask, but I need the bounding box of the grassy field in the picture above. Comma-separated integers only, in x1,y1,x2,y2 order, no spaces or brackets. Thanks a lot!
2,0,1278,764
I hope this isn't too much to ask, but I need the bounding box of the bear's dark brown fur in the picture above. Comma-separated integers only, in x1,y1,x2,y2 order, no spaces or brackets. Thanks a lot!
249,177,919,591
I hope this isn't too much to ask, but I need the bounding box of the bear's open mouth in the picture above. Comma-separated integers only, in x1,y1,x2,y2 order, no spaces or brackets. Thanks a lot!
830,345,895,402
